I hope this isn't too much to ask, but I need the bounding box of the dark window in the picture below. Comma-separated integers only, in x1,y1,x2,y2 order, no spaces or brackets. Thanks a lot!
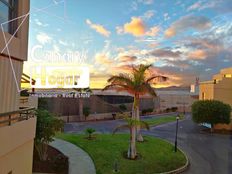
0,0,18,35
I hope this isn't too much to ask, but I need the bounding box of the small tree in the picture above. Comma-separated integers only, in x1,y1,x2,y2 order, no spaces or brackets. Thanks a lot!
85,128,96,139
35,109,64,161
192,100,231,132
113,116,149,159
83,107,90,119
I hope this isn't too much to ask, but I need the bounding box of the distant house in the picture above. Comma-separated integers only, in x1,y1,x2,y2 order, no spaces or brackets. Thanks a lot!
199,67,232,130
0,0,36,173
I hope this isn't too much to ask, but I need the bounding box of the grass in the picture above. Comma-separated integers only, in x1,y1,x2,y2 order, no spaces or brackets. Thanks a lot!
57,134,187,174
144,115,177,126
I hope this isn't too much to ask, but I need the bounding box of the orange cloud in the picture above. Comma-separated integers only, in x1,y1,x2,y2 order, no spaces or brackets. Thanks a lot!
86,19,111,37
124,17,146,36
188,49,207,59
117,17,159,37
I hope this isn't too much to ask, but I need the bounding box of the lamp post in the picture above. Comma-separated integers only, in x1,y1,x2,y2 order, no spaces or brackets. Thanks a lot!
174,115,180,152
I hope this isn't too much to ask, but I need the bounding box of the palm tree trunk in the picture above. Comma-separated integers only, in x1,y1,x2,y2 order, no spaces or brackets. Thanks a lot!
79,98,84,121
128,126,137,159
134,95,143,142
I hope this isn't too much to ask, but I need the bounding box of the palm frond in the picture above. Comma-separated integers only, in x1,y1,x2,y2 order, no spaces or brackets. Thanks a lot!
141,83,157,97
146,75,168,83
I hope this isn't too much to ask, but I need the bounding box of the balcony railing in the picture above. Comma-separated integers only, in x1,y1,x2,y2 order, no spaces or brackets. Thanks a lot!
0,107,35,127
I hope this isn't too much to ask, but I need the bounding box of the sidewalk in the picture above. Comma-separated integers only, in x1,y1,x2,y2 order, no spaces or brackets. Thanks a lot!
50,139,96,174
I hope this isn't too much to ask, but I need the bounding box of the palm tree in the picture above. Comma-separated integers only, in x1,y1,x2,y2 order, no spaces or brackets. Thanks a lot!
103,64,167,141
113,117,149,159
73,87,92,121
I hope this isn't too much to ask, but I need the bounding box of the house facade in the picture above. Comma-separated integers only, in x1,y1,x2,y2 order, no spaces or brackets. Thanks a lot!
0,0,36,173
199,67,232,130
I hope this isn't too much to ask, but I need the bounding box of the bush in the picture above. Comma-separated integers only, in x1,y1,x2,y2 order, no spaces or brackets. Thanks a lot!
35,109,64,161
142,108,153,115
165,108,171,112
83,107,90,117
171,107,178,112
119,104,127,112
192,100,231,131
85,128,96,139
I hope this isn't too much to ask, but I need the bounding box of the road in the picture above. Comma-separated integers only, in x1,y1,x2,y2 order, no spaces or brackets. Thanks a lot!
64,114,232,174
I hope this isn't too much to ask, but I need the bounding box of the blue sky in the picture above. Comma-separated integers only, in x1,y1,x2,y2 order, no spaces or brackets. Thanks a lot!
24,0,232,88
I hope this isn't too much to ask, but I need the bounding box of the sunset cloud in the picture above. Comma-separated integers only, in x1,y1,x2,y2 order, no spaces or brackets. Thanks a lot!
117,17,159,37
95,53,113,65
187,49,207,60
86,19,111,37
165,16,211,37
150,48,182,58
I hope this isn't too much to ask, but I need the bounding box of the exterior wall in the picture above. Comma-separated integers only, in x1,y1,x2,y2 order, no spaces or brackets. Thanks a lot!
159,94,197,112
214,78,232,107
0,57,23,113
199,83,214,100
0,0,30,114
0,118,36,174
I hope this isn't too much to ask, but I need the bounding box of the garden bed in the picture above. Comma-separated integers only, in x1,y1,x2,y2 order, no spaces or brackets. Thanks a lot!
57,134,188,174
33,145,68,174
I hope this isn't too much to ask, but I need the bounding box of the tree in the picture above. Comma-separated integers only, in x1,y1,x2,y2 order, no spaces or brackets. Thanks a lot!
85,128,96,139
113,117,149,159
73,87,92,121
35,109,64,161
83,107,90,119
103,64,167,141
192,100,231,132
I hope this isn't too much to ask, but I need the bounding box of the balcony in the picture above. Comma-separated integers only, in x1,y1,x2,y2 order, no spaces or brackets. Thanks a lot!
0,107,36,173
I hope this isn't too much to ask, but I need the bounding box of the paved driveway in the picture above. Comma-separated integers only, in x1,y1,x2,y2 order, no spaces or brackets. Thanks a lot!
64,114,232,174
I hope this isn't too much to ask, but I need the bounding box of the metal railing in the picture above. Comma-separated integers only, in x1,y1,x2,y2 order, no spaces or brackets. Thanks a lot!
0,107,35,127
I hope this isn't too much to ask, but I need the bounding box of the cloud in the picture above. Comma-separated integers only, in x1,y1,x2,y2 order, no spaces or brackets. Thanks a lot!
143,10,155,19
150,48,182,58
36,32,52,44
138,0,154,5
117,17,159,37
34,19,48,27
187,49,207,59
118,55,137,63
58,40,68,46
187,1,201,11
163,13,170,21
95,53,113,65
123,17,146,36
165,15,211,37
187,1,224,12
86,19,111,37
146,26,160,36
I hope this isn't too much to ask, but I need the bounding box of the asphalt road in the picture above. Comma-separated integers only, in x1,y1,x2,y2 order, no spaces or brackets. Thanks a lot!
64,114,232,174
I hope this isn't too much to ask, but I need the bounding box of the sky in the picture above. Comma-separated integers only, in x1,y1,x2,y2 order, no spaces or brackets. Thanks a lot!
23,0,232,88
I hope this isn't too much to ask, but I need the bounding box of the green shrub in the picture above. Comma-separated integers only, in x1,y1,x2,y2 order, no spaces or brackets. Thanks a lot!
35,109,64,161
165,108,171,112
83,107,90,117
142,108,153,115
171,107,178,112
192,100,231,131
85,128,96,139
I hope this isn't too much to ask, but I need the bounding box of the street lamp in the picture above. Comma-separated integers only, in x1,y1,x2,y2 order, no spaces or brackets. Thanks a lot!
174,115,180,152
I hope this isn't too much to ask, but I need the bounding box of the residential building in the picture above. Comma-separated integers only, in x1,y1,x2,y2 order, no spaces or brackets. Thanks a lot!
199,67,232,130
0,0,36,173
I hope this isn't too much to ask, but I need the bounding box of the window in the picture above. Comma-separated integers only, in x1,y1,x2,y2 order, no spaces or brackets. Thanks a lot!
0,0,18,35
